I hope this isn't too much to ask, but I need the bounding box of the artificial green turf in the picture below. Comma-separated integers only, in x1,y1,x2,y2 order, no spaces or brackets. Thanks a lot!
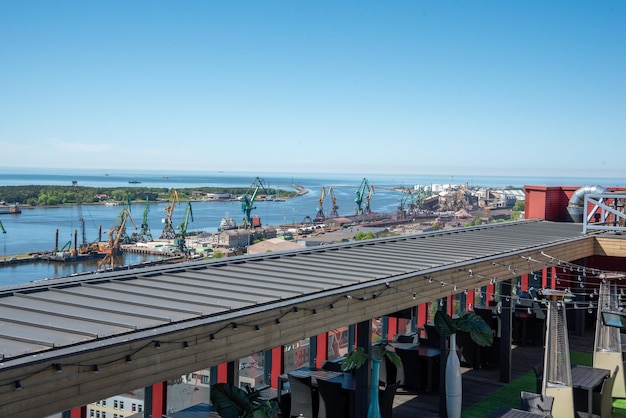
461,351,626,418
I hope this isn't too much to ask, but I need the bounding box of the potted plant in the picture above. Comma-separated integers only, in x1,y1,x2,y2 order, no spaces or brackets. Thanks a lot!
434,310,494,418
341,342,403,418
210,382,283,418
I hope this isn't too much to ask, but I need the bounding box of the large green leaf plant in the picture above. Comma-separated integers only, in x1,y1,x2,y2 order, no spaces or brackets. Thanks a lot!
340,342,403,372
210,383,283,418
434,310,494,347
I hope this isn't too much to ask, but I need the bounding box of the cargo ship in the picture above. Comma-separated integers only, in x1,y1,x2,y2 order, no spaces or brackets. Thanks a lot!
0,203,21,214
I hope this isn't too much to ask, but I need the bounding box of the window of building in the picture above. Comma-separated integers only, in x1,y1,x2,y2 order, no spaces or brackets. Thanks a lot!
114,400,118,409
328,327,349,361
119,401,124,410
132,403,136,412
283,338,310,373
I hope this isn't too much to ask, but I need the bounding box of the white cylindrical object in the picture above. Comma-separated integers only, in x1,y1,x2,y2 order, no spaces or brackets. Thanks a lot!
446,333,462,418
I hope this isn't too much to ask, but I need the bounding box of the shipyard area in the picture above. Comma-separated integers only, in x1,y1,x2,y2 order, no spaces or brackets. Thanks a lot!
0,176,525,279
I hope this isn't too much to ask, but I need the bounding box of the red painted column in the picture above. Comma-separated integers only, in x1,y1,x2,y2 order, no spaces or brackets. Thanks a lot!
417,303,427,328
316,332,328,369
520,274,529,292
541,268,548,288
70,406,87,418
466,289,475,310
387,317,398,339
270,346,283,388
216,363,228,383
151,381,167,418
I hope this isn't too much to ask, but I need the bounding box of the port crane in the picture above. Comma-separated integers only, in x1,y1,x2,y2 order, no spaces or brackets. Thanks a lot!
135,197,153,242
160,190,179,239
99,207,136,270
240,177,271,228
354,178,374,215
328,186,339,218
314,186,326,223
175,202,194,254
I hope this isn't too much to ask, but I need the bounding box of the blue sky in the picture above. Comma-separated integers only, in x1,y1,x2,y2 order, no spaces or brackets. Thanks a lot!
1,1,624,178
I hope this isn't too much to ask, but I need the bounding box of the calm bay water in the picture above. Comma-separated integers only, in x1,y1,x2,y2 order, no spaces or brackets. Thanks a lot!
1,168,623,287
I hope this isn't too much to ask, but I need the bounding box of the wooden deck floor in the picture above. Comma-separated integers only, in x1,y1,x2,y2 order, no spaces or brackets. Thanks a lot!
390,332,595,418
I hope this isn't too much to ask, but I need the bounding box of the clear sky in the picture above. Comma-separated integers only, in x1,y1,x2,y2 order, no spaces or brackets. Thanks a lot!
1,1,624,178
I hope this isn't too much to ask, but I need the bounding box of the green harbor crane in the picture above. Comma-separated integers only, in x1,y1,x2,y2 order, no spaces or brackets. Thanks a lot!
175,202,194,254
135,197,153,242
354,178,371,215
240,177,271,228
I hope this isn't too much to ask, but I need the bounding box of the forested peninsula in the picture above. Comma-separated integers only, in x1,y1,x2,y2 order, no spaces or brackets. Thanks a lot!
0,185,297,206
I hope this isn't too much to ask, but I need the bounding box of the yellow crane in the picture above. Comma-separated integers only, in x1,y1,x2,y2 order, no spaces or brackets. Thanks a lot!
329,186,339,218
314,186,326,223
160,190,179,239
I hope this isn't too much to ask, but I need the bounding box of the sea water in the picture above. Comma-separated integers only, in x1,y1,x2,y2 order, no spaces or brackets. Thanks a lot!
1,168,622,287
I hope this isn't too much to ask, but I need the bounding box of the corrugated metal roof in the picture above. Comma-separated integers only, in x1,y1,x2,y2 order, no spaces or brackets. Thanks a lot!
0,220,586,363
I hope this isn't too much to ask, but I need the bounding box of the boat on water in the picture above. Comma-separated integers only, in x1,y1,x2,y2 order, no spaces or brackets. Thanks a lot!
0,202,21,214
128,180,142,184
218,213,237,231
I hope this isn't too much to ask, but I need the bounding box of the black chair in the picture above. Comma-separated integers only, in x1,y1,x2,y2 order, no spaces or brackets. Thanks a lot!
590,365,618,418
288,374,318,418
321,360,342,372
520,390,554,417
395,347,422,391
316,378,344,418
378,382,398,418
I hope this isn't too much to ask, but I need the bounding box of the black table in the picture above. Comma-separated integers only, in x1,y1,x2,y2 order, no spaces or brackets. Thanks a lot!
382,341,441,392
571,365,610,416
278,367,356,418
277,367,355,402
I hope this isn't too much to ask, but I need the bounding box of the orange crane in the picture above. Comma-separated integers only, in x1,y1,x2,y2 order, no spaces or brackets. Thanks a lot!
314,186,326,223
160,190,179,239
98,207,136,270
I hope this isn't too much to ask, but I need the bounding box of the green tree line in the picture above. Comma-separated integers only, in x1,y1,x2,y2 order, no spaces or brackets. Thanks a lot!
0,185,296,207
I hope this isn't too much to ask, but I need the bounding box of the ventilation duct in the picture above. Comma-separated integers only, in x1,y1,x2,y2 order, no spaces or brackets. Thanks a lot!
566,185,608,223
